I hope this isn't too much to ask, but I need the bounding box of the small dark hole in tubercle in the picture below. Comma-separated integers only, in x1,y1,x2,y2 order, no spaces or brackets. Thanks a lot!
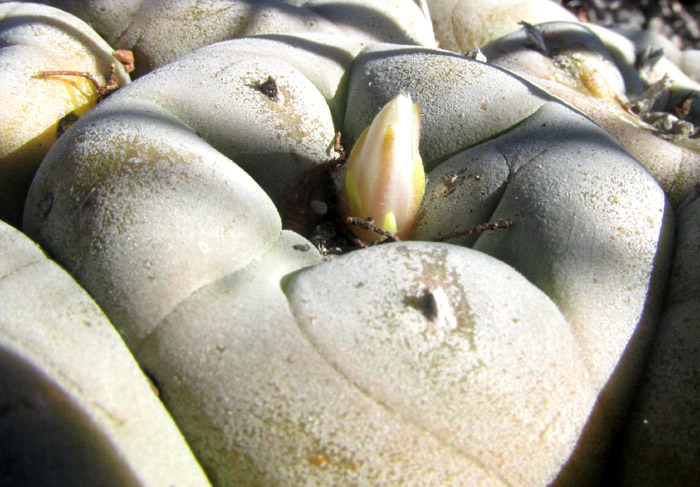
403,290,440,322
255,76,278,102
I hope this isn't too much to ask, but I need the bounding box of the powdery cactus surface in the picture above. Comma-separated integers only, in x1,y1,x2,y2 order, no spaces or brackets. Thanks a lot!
480,20,700,207
2,1,699,486
30,0,436,77
0,221,212,487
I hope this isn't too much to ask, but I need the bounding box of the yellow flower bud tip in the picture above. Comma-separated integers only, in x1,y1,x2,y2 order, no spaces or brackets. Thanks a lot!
344,91,425,243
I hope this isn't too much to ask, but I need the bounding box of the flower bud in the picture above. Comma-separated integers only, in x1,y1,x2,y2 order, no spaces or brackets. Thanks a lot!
344,91,425,243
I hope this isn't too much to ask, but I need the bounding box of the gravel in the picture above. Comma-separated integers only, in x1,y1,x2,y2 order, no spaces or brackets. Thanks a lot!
559,0,700,50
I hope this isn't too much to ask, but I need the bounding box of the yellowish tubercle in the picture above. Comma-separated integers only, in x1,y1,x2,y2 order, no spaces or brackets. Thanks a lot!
3,75,98,164
54,74,100,118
